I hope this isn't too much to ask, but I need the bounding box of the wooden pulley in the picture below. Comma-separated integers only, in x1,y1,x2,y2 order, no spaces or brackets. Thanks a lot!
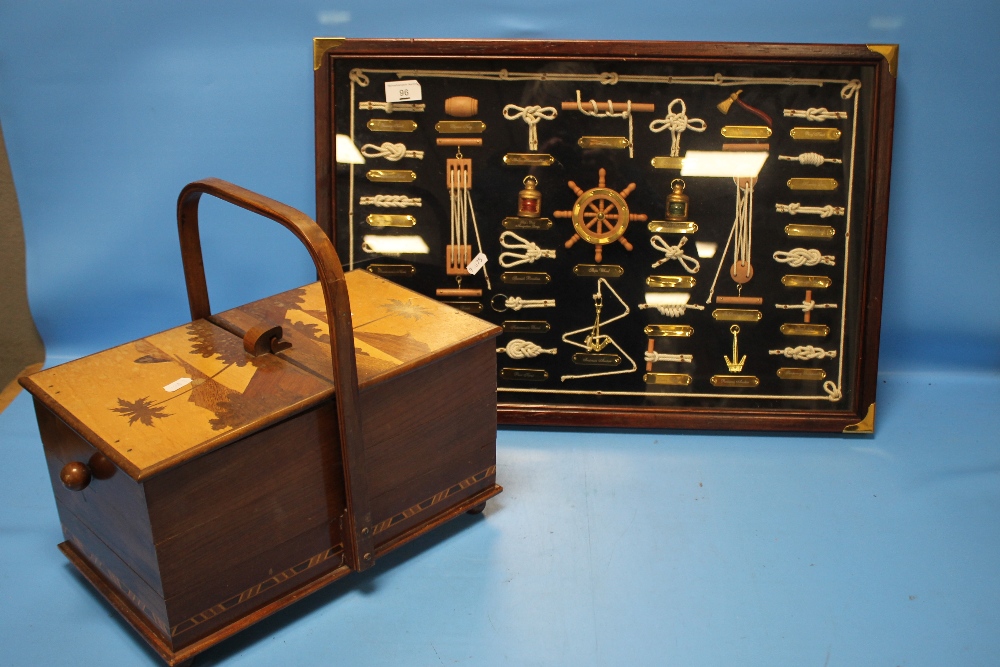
445,96,478,117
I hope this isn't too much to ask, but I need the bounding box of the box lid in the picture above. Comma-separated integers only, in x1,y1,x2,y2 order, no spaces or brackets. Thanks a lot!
211,270,500,388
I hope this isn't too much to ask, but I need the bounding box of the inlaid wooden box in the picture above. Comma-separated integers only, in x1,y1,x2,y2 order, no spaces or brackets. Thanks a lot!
20,179,502,665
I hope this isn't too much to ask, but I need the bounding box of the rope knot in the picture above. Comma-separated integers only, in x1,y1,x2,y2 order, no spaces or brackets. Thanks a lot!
649,99,707,157
599,72,619,85
502,104,558,150
349,69,370,86
360,142,423,162
649,235,700,273
498,231,555,267
841,80,862,99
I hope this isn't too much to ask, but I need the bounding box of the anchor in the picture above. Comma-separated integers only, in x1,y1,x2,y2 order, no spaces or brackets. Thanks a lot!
724,324,747,372
583,293,611,352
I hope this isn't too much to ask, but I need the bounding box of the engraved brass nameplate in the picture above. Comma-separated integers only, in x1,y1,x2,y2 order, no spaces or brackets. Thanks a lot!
790,127,842,141
578,136,630,149
644,373,693,386
501,367,549,381
648,220,698,234
644,324,693,337
501,271,551,285
777,367,827,380
573,352,621,366
647,275,695,289
781,275,832,288
712,309,762,322
720,126,772,139
785,224,836,238
435,120,486,133
442,301,484,314
366,170,416,183
367,119,417,132
574,264,624,278
503,153,555,166
367,263,415,277
502,216,553,231
780,323,830,337
710,375,760,387
366,214,416,227
787,177,839,191
503,320,551,334
651,156,685,170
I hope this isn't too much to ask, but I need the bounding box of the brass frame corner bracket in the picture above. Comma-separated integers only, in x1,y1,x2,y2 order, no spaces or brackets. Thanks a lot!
843,402,876,434
314,37,346,70
867,44,898,77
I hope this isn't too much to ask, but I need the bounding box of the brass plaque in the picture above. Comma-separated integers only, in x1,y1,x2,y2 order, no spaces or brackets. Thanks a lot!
503,153,555,166
647,275,695,289
367,263,415,277
577,136,630,149
777,367,827,380
366,170,416,183
720,126,772,139
781,275,832,288
787,177,839,191
503,320,551,334
785,224,836,238
501,271,551,285
502,216,553,231
366,214,416,228
435,120,486,133
710,375,760,387
644,324,693,337
644,373,693,386
648,220,698,234
790,127,842,141
574,264,624,278
573,352,621,366
651,156,685,170
367,119,417,132
442,301,483,314
712,309,762,322
780,323,830,337
501,367,549,381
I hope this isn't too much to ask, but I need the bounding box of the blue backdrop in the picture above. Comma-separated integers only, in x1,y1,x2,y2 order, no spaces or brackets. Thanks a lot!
1,0,998,372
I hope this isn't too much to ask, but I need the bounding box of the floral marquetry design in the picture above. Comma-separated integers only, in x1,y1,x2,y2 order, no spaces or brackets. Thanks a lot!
110,397,172,427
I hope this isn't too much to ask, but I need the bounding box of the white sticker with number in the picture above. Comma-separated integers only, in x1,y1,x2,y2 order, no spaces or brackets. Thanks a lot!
163,377,192,393
384,79,422,103
466,252,488,275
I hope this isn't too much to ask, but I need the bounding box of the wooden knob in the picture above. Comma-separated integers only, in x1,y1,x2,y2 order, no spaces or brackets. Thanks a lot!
60,462,91,491
88,452,116,480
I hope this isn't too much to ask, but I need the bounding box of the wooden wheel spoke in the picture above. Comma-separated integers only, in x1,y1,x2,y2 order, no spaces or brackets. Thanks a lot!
586,202,601,215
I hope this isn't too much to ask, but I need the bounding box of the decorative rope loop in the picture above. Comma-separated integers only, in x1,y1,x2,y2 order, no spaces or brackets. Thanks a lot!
491,295,556,312
359,194,422,208
502,104,558,151
349,69,370,86
840,80,862,99
775,203,845,218
768,346,837,360
360,142,424,161
638,302,705,318
823,380,843,401
783,107,848,121
498,231,555,268
496,339,557,359
358,101,425,113
648,99,707,157
775,300,837,312
643,351,693,363
773,248,835,267
575,90,634,157
778,152,842,166
649,235,700,273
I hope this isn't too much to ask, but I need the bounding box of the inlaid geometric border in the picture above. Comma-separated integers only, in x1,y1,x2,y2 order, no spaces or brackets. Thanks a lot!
171,546,343,637
372,465,496,535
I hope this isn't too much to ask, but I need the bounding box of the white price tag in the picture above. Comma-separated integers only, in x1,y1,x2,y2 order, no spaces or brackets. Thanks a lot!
384,79,422,103
163,377,192,393
466,252,488,275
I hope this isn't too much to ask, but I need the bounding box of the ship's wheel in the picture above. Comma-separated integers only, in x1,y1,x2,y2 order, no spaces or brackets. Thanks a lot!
553,167,647,263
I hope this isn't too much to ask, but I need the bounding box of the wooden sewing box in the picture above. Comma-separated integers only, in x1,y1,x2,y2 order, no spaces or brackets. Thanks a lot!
19,179,502,665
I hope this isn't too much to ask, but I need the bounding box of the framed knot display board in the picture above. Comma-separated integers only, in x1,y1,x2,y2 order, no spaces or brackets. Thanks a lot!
314,39,897,434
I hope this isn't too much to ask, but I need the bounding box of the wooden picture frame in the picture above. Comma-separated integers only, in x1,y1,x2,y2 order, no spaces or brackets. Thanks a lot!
314,39,896,434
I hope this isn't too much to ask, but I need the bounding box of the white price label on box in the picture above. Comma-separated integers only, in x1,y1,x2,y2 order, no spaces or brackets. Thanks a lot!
466,252,488,275
385,79,422,103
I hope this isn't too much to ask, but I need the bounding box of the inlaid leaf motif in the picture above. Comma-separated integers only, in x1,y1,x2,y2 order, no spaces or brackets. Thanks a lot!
381,298,431,321
288,320,330,345
111,397,171,427
187,322,250,367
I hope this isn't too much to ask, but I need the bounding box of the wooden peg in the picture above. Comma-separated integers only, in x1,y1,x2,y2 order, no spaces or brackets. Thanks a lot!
561,101,655,113
436,137,483,147
715,295,764,305
435,287,483,297
646,339,656,372
804,290,812,323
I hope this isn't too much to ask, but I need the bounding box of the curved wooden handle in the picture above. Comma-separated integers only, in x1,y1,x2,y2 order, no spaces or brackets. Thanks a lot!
176,177,374,572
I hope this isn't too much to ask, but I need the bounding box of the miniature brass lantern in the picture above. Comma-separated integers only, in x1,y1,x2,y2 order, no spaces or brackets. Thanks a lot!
666,179,690,221
517,175,542,218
